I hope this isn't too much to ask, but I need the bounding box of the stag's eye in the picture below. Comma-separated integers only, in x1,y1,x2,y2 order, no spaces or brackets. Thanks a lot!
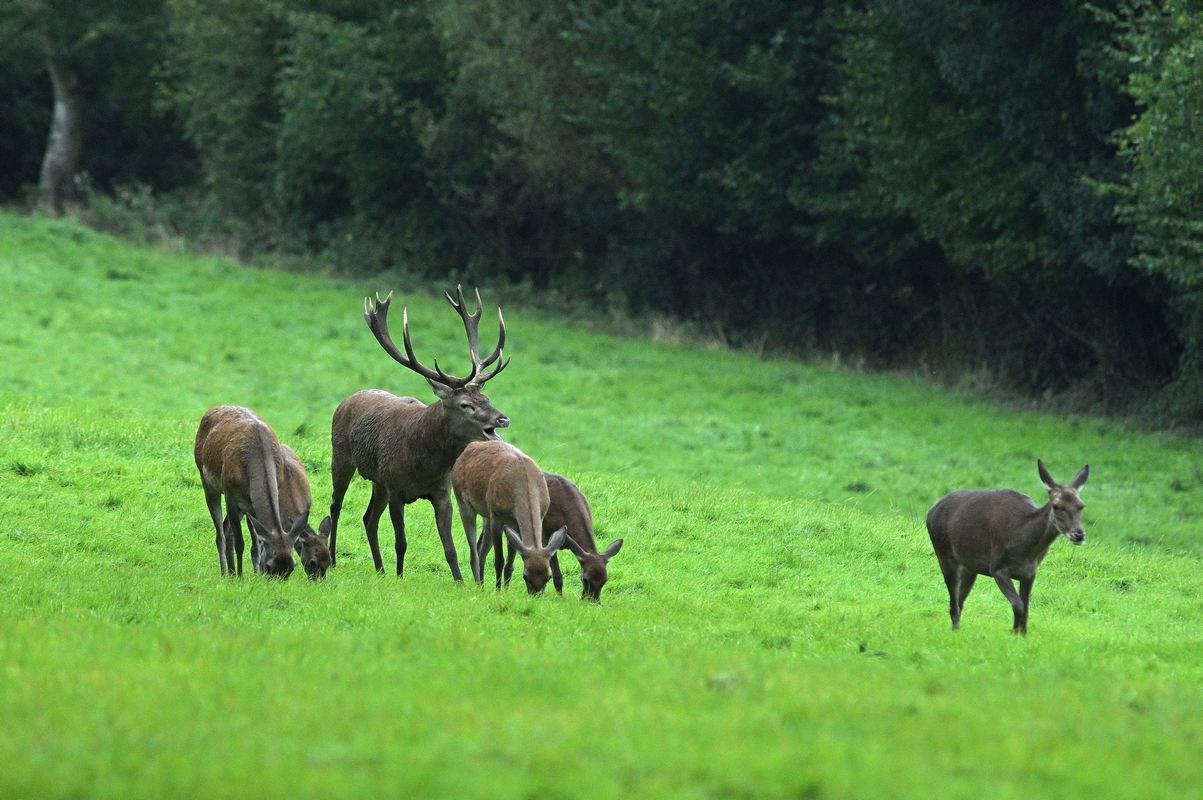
462,403,476,413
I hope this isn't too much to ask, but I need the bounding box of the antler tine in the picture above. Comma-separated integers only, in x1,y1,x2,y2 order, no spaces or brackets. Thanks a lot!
477,305,506,373
362,291,475,389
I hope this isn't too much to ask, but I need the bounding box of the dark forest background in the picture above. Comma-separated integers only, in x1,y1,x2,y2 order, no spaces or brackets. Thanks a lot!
4,0,1203,424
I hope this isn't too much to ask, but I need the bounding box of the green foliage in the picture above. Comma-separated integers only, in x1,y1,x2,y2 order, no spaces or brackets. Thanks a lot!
3,214,1203,798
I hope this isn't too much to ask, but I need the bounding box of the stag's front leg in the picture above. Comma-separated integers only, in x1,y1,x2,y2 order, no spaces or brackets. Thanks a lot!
991,569,1026,634
225,514,245,576
550,552,564,595
387,496,408,578
431,493,462,582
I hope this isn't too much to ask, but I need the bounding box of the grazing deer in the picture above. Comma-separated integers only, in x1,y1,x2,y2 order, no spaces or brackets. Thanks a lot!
329,287,510,580
536,473,623,601
194,406,332,580
925,459,1089,634
451,441,567,594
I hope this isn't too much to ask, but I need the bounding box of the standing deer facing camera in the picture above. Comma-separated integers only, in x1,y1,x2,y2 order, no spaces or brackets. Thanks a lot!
925,459,1089,634
194,406,332,579
329,287,510,580
451,441,567,594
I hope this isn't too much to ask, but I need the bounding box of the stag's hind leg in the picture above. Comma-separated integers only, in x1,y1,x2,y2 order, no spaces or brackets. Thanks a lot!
387,495,409,578
362,482,390,574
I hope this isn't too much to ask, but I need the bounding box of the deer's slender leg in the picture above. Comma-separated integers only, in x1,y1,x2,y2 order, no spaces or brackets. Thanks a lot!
490,522,506,589
550,552,564,595
456,493,481,585
937,558,961,629
362,482,390,574
328,455,356,568
387,496,408,578
956,571,977,618
1017,576,1035,634
431,492,462,582
502,536,516,588
991,569,1026,634
477,519,496,586
203,486,228,576
228,514,245,577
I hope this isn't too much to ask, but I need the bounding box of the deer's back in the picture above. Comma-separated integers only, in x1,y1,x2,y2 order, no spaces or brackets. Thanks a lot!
278,443,313,530
194,406,285,514
453,441,547,525
332,389,435,486
543,473,595,551
927,489,1039,566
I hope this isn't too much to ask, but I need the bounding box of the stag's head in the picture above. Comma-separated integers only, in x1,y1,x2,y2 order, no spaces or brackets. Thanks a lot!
1038,459,1089,545
246,514,297,579
564,536,624,602
293,515,333,580
504,525,568,595
364,286,510,442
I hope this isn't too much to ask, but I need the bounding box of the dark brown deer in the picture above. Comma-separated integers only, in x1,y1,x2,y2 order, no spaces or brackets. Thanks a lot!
451,441,567,594
329,287,510,580
925,459,1089,634
194,406,332,580
539,473,623,601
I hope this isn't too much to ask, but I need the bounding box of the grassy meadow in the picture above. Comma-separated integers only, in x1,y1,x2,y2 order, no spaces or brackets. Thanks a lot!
1,212,1201,798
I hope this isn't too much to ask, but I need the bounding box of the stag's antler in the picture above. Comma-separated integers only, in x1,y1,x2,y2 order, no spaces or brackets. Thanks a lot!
443,285,509,385
363,292,478,390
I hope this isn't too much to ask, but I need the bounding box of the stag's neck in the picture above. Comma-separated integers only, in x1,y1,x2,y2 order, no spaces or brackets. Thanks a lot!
412,401,475,472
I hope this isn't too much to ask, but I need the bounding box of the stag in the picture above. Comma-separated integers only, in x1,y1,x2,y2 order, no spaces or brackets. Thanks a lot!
194,406,332,580
452,441,567,594
329,287,509,580
925,459,1089,634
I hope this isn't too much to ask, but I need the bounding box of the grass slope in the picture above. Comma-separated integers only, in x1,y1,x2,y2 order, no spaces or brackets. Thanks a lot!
0,213,1201,799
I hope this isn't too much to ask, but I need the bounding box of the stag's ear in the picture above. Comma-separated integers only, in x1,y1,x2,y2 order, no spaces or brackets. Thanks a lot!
317,515,332,544
602,538,624,562
1037,459,1057,490
1070,464,1090,489
503,525,527,555
427,378,455,401
563,532,588,560
545,525,568,553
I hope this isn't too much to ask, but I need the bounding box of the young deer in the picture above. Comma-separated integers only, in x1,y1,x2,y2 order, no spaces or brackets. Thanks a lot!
329,287,510,580
541,473,623,601
194,406,332,580
451,441,567,594
925,459,1089,634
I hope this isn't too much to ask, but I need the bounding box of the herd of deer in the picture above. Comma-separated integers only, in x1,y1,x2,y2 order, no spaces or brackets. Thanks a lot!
190,285,1088,631
193,287,622,599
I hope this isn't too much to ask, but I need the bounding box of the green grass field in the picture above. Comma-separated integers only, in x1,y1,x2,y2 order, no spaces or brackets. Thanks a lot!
1,212,1201,799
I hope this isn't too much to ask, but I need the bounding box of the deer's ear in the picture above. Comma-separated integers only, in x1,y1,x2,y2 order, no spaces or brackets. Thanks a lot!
288,509,311,542
503,525,527,555
1070,464,1090,489
545,525,568,553
1037,459,1057,490
318,515,332,543
245,514,268,540
563,532,588,560
427,378,454,401
602,538,624,562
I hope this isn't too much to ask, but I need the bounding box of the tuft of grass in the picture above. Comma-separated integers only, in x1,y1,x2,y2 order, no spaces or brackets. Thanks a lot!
0,212,1201,799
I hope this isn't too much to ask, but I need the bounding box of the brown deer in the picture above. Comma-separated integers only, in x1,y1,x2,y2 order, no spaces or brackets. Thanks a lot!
925,459,1089,634
329,287,510,580
543,473,623,601
194,406,332,580
451,441,567,594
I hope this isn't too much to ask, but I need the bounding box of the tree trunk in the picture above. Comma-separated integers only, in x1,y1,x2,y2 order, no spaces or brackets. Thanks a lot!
37,54,83,216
